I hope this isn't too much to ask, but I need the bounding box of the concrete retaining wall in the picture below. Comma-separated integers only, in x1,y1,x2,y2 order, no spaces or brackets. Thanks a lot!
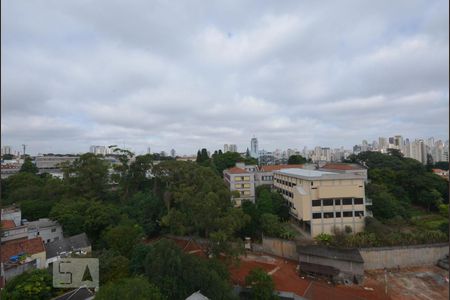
360,243,448,270
259,237,298,260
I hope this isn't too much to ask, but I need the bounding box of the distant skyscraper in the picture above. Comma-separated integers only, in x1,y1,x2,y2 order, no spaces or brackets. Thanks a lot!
224,144,229,152
229,144,237,152
394,135,404,152
147,147,151,154
170,149,176,157
250,137,258,158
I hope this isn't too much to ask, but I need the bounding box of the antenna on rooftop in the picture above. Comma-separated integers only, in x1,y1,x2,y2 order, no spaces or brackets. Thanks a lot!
22,144,27,158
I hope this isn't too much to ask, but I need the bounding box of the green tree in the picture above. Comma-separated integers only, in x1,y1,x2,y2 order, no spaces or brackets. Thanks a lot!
287,155,306,165
103,221,144,257
50,198,119,240
245,268,276,300
98,250,130,284
62,153,110,200
95,277,165,300
2,153,14,160
19,157,38,174
123,192,167,236
418,189,443,212
260,213,282,237
109,147,154,201
1,269,54,300
143,239,234,300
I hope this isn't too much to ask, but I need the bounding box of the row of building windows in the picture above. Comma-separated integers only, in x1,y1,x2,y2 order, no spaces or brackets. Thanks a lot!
277,188,293,198
240,190,251,196
312,211,364,219
235,183,251,189
234,176,251,181
261,175,273,181
312,198,364,207
275,178,297,187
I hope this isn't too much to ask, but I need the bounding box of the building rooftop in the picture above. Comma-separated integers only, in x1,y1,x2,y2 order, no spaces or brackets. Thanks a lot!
275,168,365,180
1,220,16,230
1,237,45,263
297,245,364,263
27,218,60,229
46,233,91,259
225,167,249,174
259,164,304,172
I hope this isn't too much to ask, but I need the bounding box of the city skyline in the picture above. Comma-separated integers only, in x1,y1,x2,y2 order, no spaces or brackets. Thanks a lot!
1,134,448,157
2,1,449,155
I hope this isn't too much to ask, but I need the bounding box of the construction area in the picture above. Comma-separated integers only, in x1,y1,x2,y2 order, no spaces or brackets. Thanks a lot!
151,237,449,300
230,253,449,300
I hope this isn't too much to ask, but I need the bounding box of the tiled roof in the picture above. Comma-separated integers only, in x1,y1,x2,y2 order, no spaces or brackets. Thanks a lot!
45,233,91,258
1,237,45,262
225,167,249,174
259,164,304,172
432,168,446,173
321,163,364,170
1,220,16,230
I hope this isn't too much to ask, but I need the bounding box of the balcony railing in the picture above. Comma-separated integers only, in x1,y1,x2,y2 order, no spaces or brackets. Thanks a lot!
366,210,373,217
365,198,373,205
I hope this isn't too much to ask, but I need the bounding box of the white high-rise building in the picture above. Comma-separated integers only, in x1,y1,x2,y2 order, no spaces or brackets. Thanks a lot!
170,149,176,157
90,145,107,156
378,137,388,151
229,144,237,152
250,137,259,158
224,144,229,153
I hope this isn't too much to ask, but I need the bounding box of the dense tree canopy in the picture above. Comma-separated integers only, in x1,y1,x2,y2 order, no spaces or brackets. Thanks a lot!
1,269,54,300
245,268,276,300
287,154,307,165
95,277,165,300
355,151,448,218
143,239,234,300
19,157,38,174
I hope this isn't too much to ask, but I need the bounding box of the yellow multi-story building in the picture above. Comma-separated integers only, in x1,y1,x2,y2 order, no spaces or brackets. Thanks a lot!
273,168,367,237
223,163,256,206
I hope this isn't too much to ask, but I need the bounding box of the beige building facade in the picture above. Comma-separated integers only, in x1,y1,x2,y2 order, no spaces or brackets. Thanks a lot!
223,165,255,206
273,168,367,237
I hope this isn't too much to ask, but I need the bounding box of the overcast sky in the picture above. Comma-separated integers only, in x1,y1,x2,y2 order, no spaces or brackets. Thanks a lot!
1,0,449,155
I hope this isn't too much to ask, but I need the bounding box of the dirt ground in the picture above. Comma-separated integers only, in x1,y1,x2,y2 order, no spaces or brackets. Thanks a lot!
231,253,390,299
365,266,449,300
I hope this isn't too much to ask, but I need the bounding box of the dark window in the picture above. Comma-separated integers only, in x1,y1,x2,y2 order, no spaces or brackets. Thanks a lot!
334,199,341,205
312,200,321,207
335,212,341,218
343,198,353,205
323,199,333,206
355,211,364,217
51,228,56,232
312,213,322,219
311,182,314,186
323,212,334,218
354,198,364,205
343,211,353,217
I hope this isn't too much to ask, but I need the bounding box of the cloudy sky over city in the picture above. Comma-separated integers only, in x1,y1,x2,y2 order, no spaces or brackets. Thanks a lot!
2,0,449,155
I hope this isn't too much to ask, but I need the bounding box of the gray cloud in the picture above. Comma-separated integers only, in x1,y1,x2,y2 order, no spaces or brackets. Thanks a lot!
1,0,448,155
